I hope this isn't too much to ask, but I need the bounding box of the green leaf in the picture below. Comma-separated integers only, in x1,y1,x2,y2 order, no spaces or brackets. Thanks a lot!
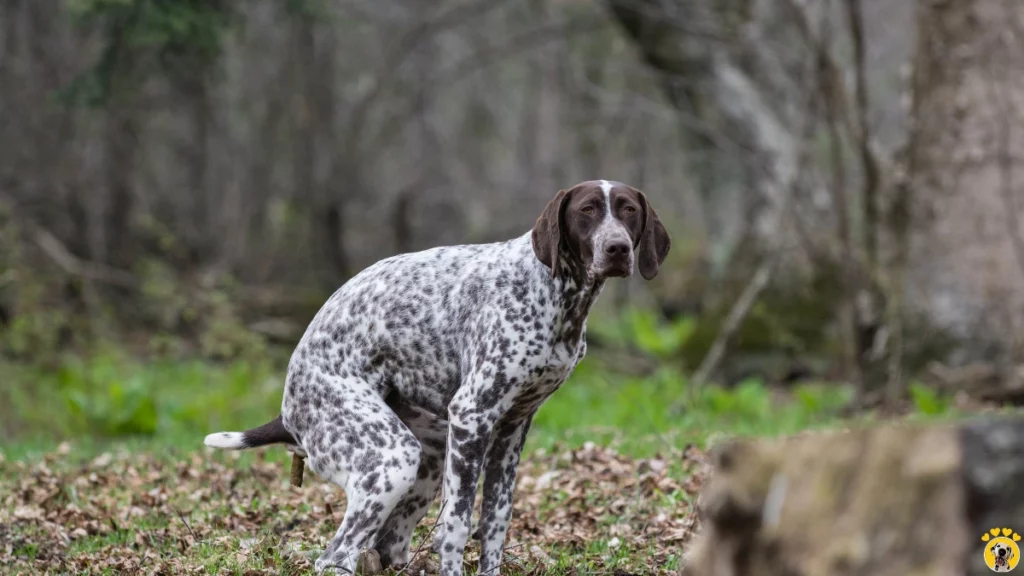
909,382,947,416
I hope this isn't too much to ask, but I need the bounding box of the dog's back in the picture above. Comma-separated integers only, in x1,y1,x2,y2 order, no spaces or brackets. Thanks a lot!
284,233,550,416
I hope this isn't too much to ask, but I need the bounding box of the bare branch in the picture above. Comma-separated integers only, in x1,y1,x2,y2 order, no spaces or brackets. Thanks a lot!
689,260,775,391
347,0,518,146
844,0,882,269
30,226,137,289
172,506,198,544
368,15,609,155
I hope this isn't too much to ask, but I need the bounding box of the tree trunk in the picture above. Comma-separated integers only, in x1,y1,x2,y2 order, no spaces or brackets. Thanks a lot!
907,0,1024,363
291,9,347,288
185,71,211,266
104,107,137,271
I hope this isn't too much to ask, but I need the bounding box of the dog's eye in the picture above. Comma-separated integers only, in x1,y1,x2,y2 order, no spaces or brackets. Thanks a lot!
623,206,636,215
581,206,595,216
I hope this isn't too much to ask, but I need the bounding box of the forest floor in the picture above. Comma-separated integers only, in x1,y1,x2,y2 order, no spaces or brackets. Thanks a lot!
1,439,709,575
0,348,985,575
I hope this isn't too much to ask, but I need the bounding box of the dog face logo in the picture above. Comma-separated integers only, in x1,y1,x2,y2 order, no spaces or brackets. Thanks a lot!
983,528,1021,572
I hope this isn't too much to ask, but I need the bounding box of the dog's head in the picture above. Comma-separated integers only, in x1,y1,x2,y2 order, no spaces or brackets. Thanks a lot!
531,180,671,281
992,542,1015,569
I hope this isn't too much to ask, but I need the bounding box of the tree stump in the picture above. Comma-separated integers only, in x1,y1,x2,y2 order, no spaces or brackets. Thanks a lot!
684,416,1024,576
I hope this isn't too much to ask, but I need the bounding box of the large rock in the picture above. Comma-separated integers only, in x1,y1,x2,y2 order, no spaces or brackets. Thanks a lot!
684,417,1024,576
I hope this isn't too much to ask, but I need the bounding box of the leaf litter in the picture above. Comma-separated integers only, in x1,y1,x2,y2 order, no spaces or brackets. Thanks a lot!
0,441,711,575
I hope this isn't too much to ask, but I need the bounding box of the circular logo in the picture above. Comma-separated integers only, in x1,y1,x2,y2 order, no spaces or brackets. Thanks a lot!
983,529,1021,572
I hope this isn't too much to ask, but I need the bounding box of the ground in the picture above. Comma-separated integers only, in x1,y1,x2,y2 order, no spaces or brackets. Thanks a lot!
0,324,984,576
0,440,710,575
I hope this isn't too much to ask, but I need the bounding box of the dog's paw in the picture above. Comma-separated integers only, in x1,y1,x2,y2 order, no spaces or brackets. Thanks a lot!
314,552,352,575
310,548,384,574
313,556,339,575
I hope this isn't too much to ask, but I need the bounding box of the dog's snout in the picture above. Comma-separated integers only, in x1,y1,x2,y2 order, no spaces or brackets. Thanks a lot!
999,548,1007,558
604,241,630,258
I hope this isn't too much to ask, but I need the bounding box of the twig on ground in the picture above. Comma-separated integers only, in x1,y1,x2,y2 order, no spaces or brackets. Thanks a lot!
172,506,198,543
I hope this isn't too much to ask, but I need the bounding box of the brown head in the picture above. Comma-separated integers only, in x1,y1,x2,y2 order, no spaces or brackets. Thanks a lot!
531,180,671,281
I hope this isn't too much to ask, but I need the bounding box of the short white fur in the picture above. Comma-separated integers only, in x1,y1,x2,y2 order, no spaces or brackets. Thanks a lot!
203,431,246,449
591,180,633,275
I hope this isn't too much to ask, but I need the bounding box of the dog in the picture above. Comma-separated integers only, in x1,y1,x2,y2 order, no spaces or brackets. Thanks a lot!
992,541,1015,571
204,180,671,575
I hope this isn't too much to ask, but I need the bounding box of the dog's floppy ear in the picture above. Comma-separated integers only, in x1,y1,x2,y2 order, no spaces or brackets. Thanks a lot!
532,189,572,277
635,189,671,280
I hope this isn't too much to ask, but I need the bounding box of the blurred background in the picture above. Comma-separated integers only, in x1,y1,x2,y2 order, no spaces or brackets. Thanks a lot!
1,0,1023,455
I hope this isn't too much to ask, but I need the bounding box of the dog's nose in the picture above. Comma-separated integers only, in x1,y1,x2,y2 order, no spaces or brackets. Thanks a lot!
999,549,1007,557
604,242,630,258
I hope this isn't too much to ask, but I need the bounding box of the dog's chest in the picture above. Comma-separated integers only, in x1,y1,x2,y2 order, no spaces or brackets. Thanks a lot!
507,330,586,409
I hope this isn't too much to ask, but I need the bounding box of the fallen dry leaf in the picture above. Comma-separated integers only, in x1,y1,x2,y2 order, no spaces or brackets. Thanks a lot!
0,442,710,574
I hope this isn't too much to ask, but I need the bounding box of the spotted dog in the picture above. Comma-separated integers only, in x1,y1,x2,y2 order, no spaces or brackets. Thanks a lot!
203,180,671,575
992,542,1015,571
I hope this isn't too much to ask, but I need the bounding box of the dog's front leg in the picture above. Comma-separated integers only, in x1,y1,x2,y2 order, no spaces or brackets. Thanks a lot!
435,401,498,576
476,414,532,575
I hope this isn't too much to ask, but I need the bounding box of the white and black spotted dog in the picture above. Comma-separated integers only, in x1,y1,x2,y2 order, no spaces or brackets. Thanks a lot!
204,180,671,575
992,542,1015,571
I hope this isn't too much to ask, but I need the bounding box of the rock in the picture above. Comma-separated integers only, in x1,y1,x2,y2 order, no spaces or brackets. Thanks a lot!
962,419,1024,576
356,548,383,575
403,554,440,575
685,416,1024,576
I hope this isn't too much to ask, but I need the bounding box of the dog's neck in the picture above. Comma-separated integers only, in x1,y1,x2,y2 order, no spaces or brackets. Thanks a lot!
549,249,606,347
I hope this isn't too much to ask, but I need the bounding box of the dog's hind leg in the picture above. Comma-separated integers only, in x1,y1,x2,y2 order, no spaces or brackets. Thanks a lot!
373,399,448,568
285,377,421,575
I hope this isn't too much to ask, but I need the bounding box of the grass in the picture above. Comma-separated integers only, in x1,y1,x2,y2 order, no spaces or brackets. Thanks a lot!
1,427,708,574
0,337,1009,575
0,345,858,462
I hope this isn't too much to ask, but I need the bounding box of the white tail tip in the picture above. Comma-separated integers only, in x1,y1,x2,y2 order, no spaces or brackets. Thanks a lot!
204,431,247,450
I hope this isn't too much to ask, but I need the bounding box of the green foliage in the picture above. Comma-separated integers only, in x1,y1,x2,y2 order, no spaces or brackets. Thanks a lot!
695,378,773,420
1,350,279,448
4,344,1002,463
589,307,696,359
60,0,237,107
2,342,860,459
0,205,268,366
530,358,856,456
908,381,951,416
3,311,68,360
135,258,268,362
0,202,82,360
61,361,159,436
627,309,696,358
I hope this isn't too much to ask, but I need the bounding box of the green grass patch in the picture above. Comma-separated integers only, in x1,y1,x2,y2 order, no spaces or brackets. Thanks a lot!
2,340,994,464
1,347,862,462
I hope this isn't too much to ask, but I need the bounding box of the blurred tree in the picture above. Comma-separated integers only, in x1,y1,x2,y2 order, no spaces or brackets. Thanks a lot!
4,0,1019,397
60,0,237,268
903,0,1024,397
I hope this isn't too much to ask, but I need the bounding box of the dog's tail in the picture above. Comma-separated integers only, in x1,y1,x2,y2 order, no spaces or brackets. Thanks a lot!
203,414,297,450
